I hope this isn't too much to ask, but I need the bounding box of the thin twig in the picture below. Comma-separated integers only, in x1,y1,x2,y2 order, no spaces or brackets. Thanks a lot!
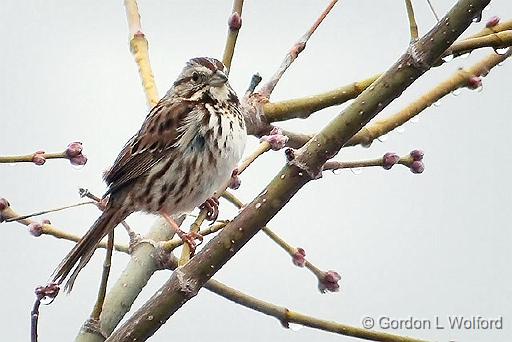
426,0,440,22
90,231,115,321
443,30,512,58
30,297,41,342
222,0,244,73
221,191,328,281
205,279,426,342
258,0,339,97
346,49,512,147
0,151,66,164
1,204,129,253
5,201,96,222
405,0,419,42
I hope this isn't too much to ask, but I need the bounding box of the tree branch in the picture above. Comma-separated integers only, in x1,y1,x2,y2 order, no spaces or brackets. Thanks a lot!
346,49,511,147
251,20,512,127
222,0,244,73
105,1,489,340
205,279,426,342
258,0,339,97
124,0,159,108
405,0,419,42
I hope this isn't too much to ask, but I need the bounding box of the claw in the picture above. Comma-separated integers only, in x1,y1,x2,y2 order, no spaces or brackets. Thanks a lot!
176,230,204,256
200,197,219,222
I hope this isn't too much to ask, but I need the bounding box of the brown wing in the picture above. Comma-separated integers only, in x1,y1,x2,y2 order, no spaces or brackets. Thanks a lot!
103,99,195,196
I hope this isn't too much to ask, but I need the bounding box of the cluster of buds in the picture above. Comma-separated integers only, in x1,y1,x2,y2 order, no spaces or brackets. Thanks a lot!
65,142,87,166
260,127,289,151
35,283,60,304
318,270,341,293
291,248,306,267
381,150,425,174
409,149,424,174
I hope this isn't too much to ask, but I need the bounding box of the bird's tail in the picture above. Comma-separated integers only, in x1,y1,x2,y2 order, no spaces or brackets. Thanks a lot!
52,206,129,292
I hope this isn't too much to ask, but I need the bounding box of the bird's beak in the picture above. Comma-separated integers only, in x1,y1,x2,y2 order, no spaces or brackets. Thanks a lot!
209,70,228,87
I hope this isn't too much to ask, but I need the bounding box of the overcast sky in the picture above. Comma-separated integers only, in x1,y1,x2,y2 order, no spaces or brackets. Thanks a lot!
1,1,511,341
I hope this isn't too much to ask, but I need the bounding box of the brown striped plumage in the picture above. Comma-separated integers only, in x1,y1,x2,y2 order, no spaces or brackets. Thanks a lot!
52,57,246,291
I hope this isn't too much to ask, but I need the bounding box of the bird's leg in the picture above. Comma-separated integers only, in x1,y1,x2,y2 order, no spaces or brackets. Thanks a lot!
159,211,203,255
199,197,220,222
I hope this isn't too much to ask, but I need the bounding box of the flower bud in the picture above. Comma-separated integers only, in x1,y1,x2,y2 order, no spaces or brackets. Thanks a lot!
0,198,9,211
382,152,400,170
318,270,341,293
292,248,306,267
466,76,482,90
260,127,289,151
228,12,242,30
410,149,424,161
410,160,425,174
486,16,500,28
29,222,43,237
32,152,46,166
65,142,83,158
70,154,88,166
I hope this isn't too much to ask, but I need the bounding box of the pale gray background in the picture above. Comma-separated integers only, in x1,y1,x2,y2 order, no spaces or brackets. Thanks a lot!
1,1,511,341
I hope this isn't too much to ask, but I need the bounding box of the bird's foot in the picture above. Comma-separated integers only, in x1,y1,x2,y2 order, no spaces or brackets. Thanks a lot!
176,230,204,255
200,197,220,221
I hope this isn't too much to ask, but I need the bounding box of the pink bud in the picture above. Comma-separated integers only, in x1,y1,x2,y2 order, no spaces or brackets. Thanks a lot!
32,153,46,166
70,154,88,166
65,142,83,158
410,160,425,174
228,12,242,30
35,283,60,301
292,248,306,267
382,152,400,170
0,198,9,211
410,149,424,161
318,270,341,293
467,76,482,90
260,127,289,151
42,219,51,225
29,222,43,237
486,16,500,28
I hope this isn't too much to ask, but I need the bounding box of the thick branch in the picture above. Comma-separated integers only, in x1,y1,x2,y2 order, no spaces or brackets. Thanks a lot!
254,20,512,127
105,1,488,341
262,75,379,123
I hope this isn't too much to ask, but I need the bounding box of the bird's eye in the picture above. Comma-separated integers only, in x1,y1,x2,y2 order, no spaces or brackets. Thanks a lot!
192,72,200,82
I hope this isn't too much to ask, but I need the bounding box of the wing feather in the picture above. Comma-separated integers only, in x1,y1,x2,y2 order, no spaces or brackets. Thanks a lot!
103,99,195,195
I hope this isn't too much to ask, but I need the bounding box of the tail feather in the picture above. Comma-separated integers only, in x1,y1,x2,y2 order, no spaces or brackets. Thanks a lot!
52,206,129,292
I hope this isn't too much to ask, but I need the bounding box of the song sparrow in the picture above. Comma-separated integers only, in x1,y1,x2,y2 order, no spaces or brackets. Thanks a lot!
52,57,247,291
